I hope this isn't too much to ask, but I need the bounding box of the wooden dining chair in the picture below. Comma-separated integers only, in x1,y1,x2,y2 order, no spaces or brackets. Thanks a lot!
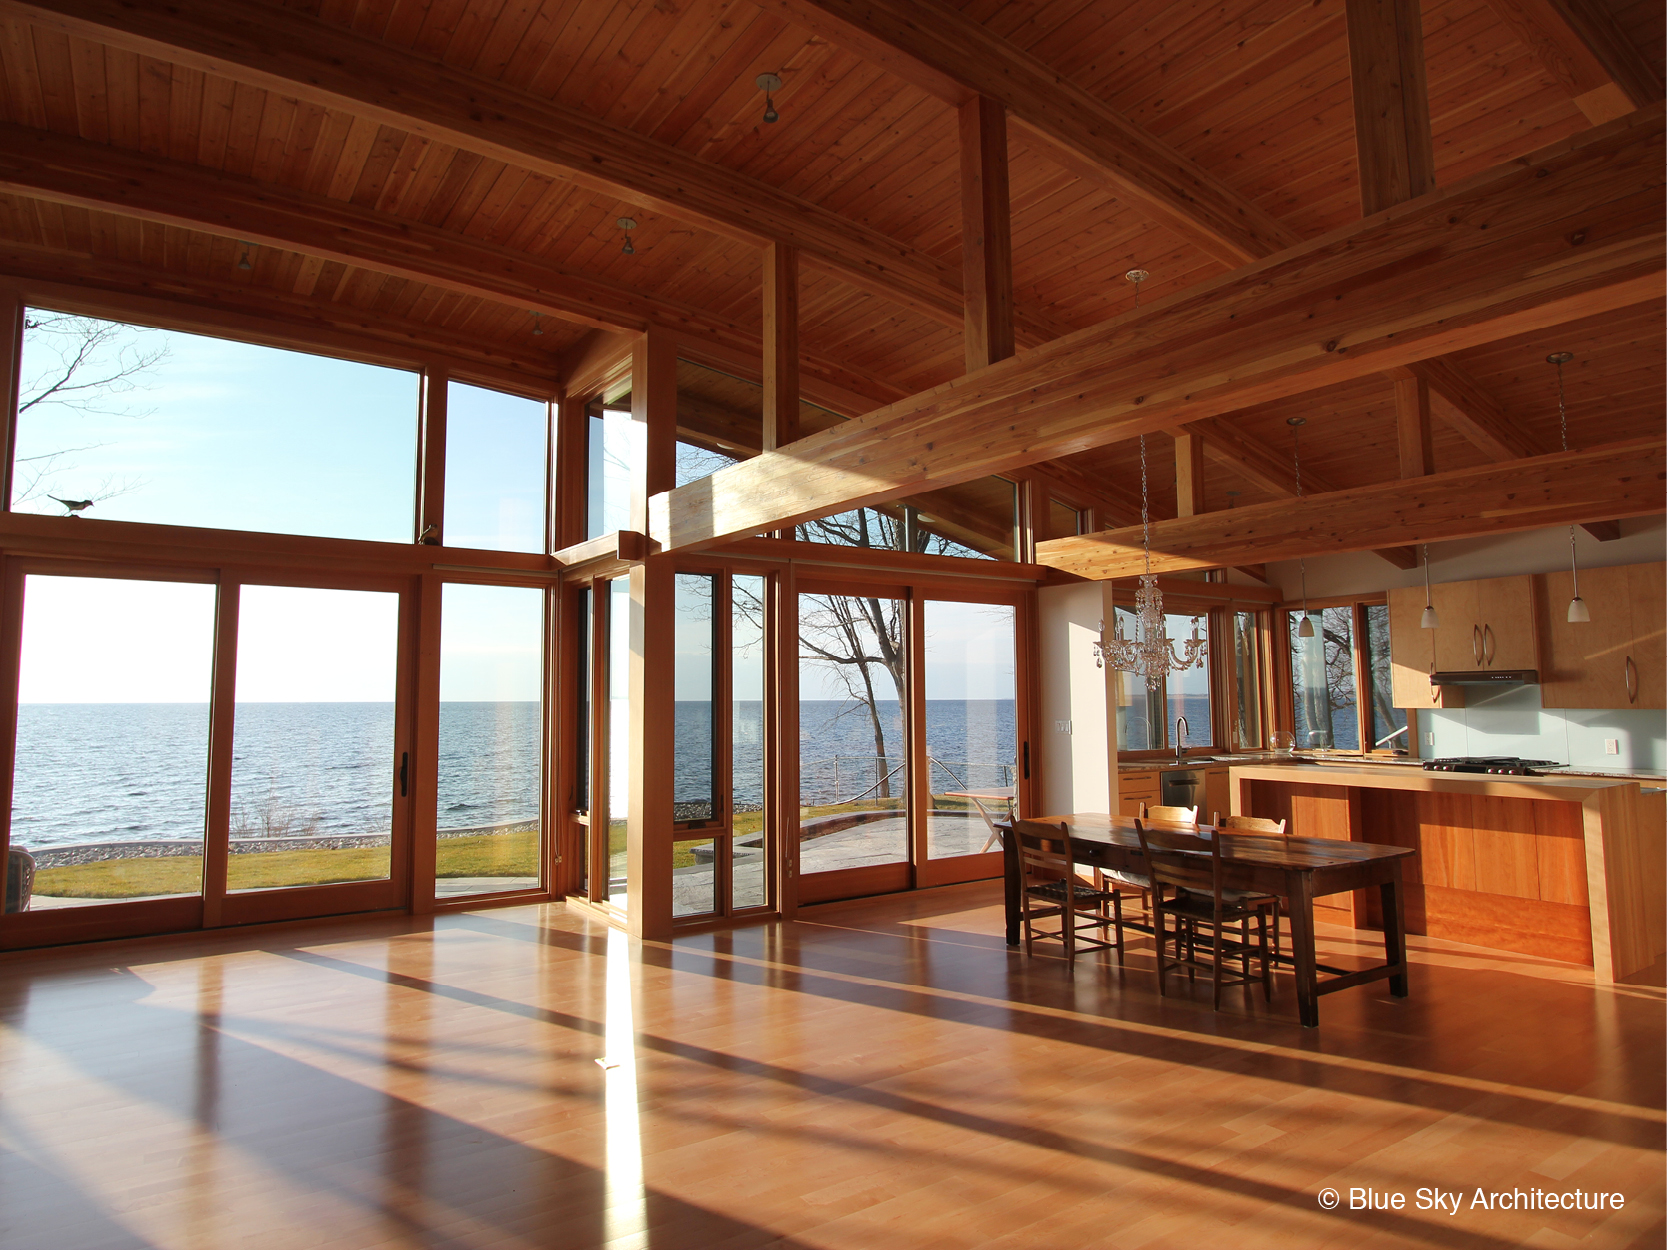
1098,803,1199,916
1005,819,1123,966
1211,812,1288,955
1134,818,1273,1009
1140,803,1198,825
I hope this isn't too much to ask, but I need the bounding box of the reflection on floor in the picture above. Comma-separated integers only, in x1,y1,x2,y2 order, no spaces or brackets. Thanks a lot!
0,882,1661,1249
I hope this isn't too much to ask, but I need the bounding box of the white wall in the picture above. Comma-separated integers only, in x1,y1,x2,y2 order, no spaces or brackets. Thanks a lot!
1036,582,1111,815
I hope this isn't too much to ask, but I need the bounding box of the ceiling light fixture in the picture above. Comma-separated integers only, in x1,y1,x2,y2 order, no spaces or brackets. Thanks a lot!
617,217,637,255
1125,268,1149,309
236,241,254,270
530,311,544,337
1092,432,1207,688
1547,351,1590,623
756,73,782,124
1289,416,1315,638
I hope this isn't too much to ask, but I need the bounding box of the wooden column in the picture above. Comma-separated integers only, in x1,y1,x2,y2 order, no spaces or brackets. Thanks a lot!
417,366,447,544
630,331,678,533
552,393,588,550
1173,432,1206,517
762,243,800,451
1345,0,1436,216
0,295,22,511
958,95,1015,371
409,572,442,914
772,560,799,919
626,554,675,938
1395,374,1435,477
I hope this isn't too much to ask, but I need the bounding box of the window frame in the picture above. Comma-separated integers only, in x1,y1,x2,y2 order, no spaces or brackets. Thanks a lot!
1107,600,1221,761
1275,594,1412,757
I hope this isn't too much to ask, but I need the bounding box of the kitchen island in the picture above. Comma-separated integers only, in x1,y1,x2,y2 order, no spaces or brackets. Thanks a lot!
1229,762,1665,981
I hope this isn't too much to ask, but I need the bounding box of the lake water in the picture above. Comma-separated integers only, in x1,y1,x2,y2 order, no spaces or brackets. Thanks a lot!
12,698,1018,847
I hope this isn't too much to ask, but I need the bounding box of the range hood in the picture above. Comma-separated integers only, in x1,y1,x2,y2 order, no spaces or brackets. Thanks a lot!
1430,669,1539,685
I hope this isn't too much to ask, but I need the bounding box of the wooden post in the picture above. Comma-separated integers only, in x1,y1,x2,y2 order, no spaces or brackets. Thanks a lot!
417,366,448,544
773,561,799,919
0,295,22,511
553,394,588,551
958,95,1015,371
1395,373,1435,477
1345,0,1436,216
408,572,442,914
201,580,239,927
630,331,677,533
626,555,675,938
1173,432,1206,517
761,243,800,451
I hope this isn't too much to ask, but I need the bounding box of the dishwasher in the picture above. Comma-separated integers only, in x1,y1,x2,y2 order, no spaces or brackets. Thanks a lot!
1159,768,1204,810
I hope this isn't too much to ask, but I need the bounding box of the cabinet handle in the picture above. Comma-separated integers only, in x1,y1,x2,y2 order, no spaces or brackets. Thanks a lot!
1471,624,1483,666
1626,655,1638,704
1483,623,1497,666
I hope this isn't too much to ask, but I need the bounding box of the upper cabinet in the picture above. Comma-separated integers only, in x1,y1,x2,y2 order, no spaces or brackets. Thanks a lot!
1538,562,1666,710
1387,573,1538,708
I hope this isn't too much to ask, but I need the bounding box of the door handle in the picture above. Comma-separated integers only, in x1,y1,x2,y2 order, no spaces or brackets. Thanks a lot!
1023,741,1030,780
1625,655,1638,704
1471,624,1483,665
1483,624,1497,666
399,751,409,798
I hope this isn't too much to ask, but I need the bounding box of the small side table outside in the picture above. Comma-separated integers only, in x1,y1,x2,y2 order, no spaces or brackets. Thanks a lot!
944,788,1016,853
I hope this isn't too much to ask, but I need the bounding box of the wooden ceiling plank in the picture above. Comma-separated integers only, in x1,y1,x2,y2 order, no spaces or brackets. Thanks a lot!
645,108,1664,551
1480,0,1663,124
1033,439,1665,579
0,0,970,328
775,0,1304,267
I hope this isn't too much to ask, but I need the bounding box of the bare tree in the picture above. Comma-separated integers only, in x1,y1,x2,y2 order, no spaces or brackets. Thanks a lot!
15,312,166,509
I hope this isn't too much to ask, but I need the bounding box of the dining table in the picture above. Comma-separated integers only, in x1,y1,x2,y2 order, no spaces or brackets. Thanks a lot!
1002,813,1418,1027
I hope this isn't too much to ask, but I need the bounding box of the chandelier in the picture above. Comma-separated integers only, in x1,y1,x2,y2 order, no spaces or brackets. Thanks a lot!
1092,432,1208,689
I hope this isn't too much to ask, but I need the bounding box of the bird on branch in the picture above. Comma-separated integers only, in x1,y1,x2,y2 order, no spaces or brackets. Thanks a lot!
49,496,94,517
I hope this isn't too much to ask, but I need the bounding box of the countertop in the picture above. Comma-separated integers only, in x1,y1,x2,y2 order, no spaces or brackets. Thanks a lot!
1225,761,1657,801
1116,754,1665,783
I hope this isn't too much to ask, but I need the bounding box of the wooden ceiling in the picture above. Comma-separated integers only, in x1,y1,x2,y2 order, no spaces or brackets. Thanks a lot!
0,0,1658,536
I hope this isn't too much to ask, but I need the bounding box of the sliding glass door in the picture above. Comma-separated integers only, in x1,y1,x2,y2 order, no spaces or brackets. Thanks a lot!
795,582,1025,904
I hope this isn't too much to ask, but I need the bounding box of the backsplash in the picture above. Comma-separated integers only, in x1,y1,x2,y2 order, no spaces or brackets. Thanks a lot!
1420,684,1666,771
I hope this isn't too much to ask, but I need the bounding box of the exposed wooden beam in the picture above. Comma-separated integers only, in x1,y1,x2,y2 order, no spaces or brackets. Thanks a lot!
1480,0,1664,125
0,125,892,428
1173,433,1206,518
0,242,560,396
647,109,1663,551
762,243,801,452
959,96,1016,371
0,0,972,328
631,333,678,534
1174,417,1339,498
1395,373,1436,477
1394,358,1542,460
1033,441,1665,579
769,0,1302,266
1345,0,1437,216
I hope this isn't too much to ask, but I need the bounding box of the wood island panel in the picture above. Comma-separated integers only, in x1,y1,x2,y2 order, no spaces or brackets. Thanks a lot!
1231,763,1665,979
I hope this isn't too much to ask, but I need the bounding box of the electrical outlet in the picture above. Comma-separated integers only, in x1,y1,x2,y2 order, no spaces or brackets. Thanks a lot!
1056,720,1072,734
1604,738,1619,755
1424,732,1434,746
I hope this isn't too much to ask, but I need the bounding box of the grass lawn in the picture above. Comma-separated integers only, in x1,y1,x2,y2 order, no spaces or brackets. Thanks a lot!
34,828,542,899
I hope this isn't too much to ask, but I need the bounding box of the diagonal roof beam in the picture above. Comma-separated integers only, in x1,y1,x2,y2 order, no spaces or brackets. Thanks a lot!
647,109,1664,551
1479,0,1663,125
0,0,981,331
768,0,1301,267
1033,441,1664,579
0,124,896,415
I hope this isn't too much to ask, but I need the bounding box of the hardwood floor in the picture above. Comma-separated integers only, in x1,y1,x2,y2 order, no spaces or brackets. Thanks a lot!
0,881,1661,1249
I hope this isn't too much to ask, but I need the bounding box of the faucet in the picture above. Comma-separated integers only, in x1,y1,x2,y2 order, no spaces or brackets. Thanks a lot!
1175,714,1188,762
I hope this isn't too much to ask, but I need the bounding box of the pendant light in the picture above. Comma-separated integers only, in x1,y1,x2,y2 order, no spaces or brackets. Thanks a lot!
1289,416,1315,638
617,218,638,255
1419,543,1440,629
1548,351,1590,623
1126,268,1149,309
756,73,782,124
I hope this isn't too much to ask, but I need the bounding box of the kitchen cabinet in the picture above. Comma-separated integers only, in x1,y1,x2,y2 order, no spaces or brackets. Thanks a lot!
1204,766,1230,822
1388,573,1539,708
1117,770,1158,817
1538,561,1665,710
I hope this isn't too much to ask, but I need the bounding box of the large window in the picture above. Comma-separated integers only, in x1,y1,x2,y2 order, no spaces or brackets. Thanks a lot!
443,382,547,552
1110,605,1214,754
1288,602,1402,753
795,478,1018,562
15,310,418,541
587,406,635,538
923,601,1016,860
